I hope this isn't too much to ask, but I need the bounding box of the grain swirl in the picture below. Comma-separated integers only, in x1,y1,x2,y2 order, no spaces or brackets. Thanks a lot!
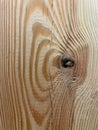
0,0,98,130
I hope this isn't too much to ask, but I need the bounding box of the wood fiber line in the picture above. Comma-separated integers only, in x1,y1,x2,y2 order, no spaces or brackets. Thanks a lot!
0,0,98,130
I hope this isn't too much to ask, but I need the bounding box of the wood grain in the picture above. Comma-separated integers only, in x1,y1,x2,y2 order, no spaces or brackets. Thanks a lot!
0,0,98,130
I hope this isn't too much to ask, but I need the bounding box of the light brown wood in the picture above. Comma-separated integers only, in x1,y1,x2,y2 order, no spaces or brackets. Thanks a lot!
0,0,98,130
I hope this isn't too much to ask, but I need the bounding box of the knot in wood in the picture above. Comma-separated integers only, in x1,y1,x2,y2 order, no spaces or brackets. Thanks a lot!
61,57,75,68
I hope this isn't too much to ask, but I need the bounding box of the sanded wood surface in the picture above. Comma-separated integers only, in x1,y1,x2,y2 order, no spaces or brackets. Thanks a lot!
0,0,98,130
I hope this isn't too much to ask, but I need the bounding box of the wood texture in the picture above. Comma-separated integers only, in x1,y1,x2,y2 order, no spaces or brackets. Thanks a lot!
0,0,98,130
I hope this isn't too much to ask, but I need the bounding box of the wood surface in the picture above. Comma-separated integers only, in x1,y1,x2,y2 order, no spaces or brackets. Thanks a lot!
0,0,98,130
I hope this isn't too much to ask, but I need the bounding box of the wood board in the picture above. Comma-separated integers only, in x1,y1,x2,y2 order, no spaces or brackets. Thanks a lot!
0,0,98,130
